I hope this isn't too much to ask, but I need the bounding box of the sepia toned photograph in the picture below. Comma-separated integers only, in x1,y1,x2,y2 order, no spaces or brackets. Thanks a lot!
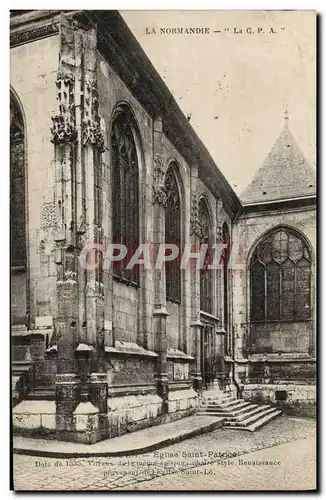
10,9,316,491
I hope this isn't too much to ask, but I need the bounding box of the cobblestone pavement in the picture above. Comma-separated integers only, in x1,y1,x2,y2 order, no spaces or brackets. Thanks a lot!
13,416,316,491
125,437,316,491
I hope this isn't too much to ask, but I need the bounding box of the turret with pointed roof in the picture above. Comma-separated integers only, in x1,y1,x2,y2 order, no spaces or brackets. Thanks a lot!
241,114,316,205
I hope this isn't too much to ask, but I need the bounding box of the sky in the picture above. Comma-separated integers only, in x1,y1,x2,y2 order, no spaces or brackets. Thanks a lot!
121,10,316,195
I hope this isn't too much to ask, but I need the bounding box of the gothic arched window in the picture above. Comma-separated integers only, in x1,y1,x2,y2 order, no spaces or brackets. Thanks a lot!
10,95,26,269
165,165,181,302
111,109,139,285
250,228,311,322
199,199,212,313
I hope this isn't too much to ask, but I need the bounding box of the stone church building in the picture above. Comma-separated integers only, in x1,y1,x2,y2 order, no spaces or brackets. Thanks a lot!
11,11,316,443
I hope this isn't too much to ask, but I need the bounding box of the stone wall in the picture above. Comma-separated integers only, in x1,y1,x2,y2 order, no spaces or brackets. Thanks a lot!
166,301,180,349
11,35,59,330
10,11,278,443
242,383,316,417
112,282,139,343
232,204,316,411
97,51,221,364
98,53,155,354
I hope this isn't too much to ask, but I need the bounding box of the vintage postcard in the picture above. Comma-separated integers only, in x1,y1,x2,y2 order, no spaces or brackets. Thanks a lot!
10,9,316,491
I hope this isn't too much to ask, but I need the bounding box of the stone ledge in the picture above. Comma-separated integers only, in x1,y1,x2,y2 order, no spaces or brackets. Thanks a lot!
167,388,198,414
107,393,163,412
236,356,316,364
11,325,28,336
167,348,194,361
35,315,53,329
168,382,193,391
13,400,56,431
12,328,50,340
13,415,225,457
248,354,316,363
76,343,94,353
168,388,198,401
200,311,220,323
106,394,164,438
107,384,157,397
105,341,157,358
244,383,316,392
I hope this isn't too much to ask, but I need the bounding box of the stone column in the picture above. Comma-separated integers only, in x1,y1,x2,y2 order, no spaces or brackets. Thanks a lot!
50,13,80,440
189,168,203,392
152,117,169,405
51,13,107,443
55,273,79,441
76,22,108,441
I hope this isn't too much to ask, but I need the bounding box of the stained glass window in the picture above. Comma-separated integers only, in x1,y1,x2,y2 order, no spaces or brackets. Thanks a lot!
165,165,181,302
296,258,311,320
266,260,281,320
250,228,311,322
250,259,265,321
199,199,212,313
111,111,139,285
10,95,26,268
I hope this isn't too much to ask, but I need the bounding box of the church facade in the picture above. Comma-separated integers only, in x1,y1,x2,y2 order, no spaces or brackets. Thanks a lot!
233,119,316,417
11,10,316,444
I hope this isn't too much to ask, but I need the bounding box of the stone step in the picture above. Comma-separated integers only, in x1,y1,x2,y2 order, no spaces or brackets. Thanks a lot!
197,411,222,416
227,405,270,422
213,398,246,409
199,393,282,431
200,399,242,409
203,401,252,413
224,407,278,429
224,409,282,432
245,410,283,432
197,402,253,417
204,398,237,406
199,403,260,419
203,393,235,401
202,397,237,407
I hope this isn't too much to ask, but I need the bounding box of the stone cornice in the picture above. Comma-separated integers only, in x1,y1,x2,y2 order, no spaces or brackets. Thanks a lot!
242,195,317,216
10,10,81,47
10,11,61,47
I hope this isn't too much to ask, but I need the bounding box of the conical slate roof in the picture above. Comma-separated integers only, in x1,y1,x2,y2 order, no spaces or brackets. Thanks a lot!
241,119,316,204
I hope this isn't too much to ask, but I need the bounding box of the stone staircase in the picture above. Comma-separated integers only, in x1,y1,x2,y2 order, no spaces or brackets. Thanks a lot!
198,392,282,432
